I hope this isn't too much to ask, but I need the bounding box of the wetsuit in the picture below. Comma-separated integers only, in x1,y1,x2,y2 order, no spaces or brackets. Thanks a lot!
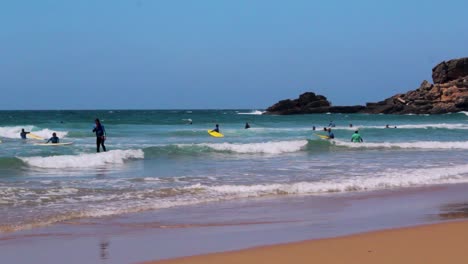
351,133,363,143
20,131,30,139
47,136,59,143
328,132,335,139
93,124,107,152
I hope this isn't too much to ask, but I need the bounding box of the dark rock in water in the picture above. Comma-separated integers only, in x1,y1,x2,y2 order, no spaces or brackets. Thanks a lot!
329,106,366,113
265,92,331,115
265,57,468,115
432,57,468,84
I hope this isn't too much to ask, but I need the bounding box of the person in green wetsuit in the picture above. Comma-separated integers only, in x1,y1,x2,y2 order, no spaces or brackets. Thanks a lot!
351,130,363,142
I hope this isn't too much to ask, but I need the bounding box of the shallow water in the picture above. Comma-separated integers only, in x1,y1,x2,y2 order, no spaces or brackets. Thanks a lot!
1,110,468,232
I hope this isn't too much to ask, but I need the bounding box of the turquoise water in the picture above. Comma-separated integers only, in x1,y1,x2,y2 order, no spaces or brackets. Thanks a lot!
1,110,468,232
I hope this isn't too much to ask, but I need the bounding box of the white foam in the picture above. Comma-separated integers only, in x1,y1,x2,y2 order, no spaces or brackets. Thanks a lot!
20,149,144,169
334,140,468,150
334,123,468,130
192,140,308,154
237,110,265,115
189,164,468,196
0,126,68,139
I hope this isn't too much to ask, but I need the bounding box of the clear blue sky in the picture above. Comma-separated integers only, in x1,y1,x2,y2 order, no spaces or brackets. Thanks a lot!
1,0,468,109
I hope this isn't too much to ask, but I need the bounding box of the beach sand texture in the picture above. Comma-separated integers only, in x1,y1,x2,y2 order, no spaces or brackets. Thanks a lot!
148,221,468,264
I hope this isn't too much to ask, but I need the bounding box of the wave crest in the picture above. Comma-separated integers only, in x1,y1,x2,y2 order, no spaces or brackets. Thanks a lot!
19,149,144,169
334,140,468,150
0,126,68,139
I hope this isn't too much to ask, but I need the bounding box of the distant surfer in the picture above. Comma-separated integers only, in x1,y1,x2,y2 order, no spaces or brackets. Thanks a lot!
245,122,250,129
46,132,59,144
327,128,335,139
211,124,220,133
328,121,335,127
385,124,390,128
312,126,316,131
351,130,363,143
187,119,193,125
349,124,353,128
20,128,30,139
93,118,107,152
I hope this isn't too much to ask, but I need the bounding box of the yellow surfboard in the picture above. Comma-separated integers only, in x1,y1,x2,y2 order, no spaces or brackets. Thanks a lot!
28,133,44,140
207,130,224,138
315,134,330,140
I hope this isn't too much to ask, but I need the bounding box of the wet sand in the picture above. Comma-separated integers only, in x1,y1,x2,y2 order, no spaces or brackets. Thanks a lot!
148,220,468,264
1,184,468,264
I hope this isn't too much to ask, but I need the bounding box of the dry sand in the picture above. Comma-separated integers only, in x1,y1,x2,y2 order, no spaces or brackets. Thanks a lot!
145,220,468,264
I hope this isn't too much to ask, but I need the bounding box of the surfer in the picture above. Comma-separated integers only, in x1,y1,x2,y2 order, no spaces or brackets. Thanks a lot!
46,133,59,144
211,124,220,133
351,130,363,143
327,128,335,139
328,121,335,127
20,128,30,139
93,118,107,152
245,122,250,129
312,126,316,131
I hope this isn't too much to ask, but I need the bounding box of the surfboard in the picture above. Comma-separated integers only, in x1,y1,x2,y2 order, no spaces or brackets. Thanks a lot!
315,134,330,140
34,142,73,146
207,130,224,138
28,133,44,140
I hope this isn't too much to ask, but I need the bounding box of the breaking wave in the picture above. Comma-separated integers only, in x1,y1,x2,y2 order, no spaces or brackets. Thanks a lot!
334,140,468,150
19,149,144,169
0,126,68,139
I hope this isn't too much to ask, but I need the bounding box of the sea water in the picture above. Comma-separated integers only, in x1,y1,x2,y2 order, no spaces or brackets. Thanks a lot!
1,110,468,233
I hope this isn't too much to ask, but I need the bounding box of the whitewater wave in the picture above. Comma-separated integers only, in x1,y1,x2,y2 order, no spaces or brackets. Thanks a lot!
188,164,468,196
0,126,68,139
237,110,265,115
4,162,468,233
191,140,309,154
19,149,144,169
334,123,468,130
334,140,468,150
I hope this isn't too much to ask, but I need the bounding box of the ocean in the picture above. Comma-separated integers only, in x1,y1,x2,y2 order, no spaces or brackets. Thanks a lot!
1,109,468,234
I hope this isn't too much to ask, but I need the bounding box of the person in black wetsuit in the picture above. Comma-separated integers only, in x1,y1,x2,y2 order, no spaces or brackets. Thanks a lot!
46,133,59,143
245,122,250,129
211,124,220,133
20,128,30,139
93,118,107,152
327,128,335,139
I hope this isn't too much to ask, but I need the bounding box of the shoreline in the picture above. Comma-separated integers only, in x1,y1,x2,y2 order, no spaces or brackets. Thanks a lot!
146,220,468,264
1,183,468,264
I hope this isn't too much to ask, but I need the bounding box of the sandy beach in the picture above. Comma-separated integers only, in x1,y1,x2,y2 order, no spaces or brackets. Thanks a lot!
148,220,468,264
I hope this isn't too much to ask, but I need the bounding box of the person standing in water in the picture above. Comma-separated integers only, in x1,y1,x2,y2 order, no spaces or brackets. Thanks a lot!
351,130,363,142
245,122,250,129
46,132,59,144
327,128,335,139
20,128,30,139
93,118,107,152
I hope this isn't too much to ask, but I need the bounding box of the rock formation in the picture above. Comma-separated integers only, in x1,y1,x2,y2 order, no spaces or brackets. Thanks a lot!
265,57,468,115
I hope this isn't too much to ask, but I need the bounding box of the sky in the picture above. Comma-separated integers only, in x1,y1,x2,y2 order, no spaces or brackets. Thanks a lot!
1,0,468,110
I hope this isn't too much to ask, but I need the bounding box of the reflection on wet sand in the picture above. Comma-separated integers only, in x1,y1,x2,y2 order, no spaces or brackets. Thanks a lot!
100,239,110,262
438,203,468,220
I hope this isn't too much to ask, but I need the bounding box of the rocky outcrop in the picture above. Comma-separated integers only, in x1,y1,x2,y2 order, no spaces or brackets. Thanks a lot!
265,57,468,115
432,57,468,84
365,76,468,114
265,92,366,115
266,92,331,114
